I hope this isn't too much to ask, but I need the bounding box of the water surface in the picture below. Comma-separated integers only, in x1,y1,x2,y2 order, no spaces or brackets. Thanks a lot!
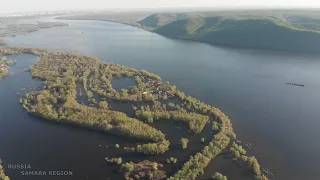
1,17,320,180
111,78,136,92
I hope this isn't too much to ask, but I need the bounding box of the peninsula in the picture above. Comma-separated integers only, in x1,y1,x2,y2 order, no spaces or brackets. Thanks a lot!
0,21,68,37
0,56,16,80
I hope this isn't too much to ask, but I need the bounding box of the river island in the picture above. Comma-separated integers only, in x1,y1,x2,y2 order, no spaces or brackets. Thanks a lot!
0,46,269,180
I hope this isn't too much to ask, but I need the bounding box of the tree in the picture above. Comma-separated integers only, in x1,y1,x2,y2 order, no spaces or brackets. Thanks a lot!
136,140,170,155
252,162,261,176
86,91,93,98
168,103,175,109
167,157,177,164
181,138,189,149
115,144,120,148
0,56,6,64
120,89,128,98
212,121,219,131
152,163,158,170
213,172,227,180
120,162,135,173
173,158,177,164
228,132,236,139
116,157,122,165
233,151,240,159
240,155,248,162
129,87,139,94
247,156,258,167
99,101,108,109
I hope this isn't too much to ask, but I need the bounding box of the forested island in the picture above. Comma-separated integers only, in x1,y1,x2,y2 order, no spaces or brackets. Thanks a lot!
59,9,320,53
0,56,16,80
0,46,269,180
0,21,68,37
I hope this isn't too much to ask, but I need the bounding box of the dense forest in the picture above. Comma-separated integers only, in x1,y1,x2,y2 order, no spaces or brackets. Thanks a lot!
0,46,269,180
59,10,320,53
137,11,320,53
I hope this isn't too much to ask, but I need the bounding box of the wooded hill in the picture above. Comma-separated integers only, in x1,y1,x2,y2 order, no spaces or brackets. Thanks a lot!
138,10,320,53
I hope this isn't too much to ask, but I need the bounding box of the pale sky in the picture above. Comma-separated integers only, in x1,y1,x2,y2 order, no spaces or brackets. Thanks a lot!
2,0,320,14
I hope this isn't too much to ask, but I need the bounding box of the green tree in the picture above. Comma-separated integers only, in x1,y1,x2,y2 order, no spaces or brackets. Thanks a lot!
228,132,236,139
167,157,177,164
168,103,175,109
115,144,120,148
181,138,189,149
99,101,108,109
136,140,170,155
120,162,135,173
120,89,128,98
152,163,158,170
213,172,227,180
212,121,219,131
86,91,93,98
129,87,139,94
116,157,122,165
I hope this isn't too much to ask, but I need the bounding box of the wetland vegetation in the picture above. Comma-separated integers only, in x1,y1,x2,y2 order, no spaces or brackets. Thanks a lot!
0,46,269,180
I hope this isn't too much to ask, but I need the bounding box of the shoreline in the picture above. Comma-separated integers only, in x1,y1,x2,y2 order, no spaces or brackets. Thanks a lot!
0,46,269,180
55,17,153,32
56,17,320,55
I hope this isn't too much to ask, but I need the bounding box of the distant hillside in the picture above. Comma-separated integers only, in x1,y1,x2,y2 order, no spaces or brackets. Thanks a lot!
138,11,320,53
57,10,320,53
137,13,179,28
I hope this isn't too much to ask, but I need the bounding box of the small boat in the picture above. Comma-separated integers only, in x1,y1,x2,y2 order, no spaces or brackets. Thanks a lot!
285,83,304,87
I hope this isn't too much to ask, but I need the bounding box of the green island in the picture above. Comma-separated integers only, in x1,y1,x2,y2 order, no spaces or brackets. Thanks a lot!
0,46,269,180
0,160,10,180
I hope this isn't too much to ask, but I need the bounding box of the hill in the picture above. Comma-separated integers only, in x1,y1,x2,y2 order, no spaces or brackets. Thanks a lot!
138,10,320,53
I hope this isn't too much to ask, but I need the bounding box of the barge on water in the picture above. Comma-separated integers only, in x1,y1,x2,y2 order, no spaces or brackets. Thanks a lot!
285,83,304,87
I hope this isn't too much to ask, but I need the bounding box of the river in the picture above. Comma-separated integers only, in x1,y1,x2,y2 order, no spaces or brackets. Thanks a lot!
0,17,320,180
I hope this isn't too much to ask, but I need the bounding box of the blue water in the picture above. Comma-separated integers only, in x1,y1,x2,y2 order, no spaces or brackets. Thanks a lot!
112,78,136,91
0,17,320,180
6,54,39,73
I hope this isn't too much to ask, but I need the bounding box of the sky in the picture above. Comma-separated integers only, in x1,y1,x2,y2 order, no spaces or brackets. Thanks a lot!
2,0,320,14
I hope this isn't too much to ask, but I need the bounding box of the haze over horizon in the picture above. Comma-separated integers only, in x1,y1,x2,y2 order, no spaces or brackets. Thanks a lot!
1,0,320,15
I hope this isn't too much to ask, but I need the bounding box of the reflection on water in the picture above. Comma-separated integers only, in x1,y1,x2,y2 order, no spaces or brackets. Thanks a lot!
0,17,320,180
